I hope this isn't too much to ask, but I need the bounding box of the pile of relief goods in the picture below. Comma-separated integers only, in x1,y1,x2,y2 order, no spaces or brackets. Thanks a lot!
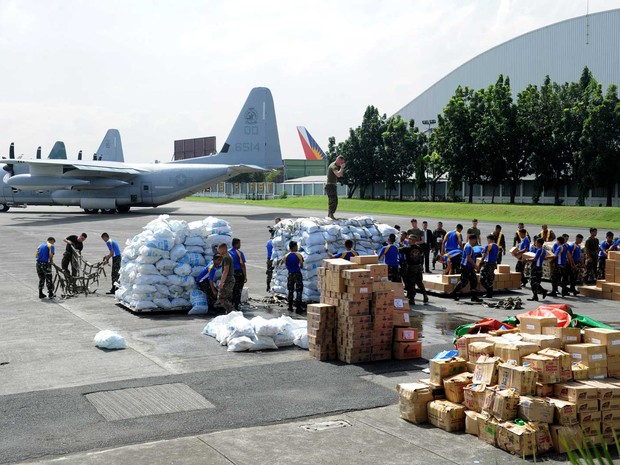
269,217,398,302
115,215,232,313
202,311,308,352
397,313,620,457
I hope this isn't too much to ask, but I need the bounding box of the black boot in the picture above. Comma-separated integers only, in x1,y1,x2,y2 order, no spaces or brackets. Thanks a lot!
542,289,548,299
39,291,46,299
471,295,482,303
527,294,539,302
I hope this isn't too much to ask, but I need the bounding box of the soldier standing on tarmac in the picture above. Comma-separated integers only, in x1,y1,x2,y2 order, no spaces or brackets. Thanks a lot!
230,238,247,310
399,235,429,306
584,228,599,285
36,237,56,299
478,234,499,298
217,243,236,314
325,156,345,219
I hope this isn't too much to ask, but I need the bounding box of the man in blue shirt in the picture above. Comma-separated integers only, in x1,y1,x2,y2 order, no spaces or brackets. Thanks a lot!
266,233,274,293
284,241,304,313
514,228,531,288
564,234,583,296
36,237,56,299
330,240,359,261
230,238,247,310
197,254,223,313
101,233,122,295
525,238,549,301
449,234,481,302
438,249,462,275
378,233,400,283
598,231,615,280
478,234,499,298
549,236,573,297
441,224,463,255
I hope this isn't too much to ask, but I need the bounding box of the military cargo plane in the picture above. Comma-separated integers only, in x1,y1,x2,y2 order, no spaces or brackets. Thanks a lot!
1,87,282,213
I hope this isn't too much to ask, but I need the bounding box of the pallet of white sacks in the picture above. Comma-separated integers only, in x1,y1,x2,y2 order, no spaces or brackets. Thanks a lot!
116,301,191,314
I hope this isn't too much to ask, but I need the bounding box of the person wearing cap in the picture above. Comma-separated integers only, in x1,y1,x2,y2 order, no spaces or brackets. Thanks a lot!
36,237,56,299
399,234,429,305
197,254,223,312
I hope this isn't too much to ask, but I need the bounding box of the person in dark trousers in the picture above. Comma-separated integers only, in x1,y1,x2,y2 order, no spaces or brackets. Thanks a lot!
62,233,87,276
217,243,236,314
493,225,506,264
526,238,549,301
598,231,615,280
325,156,345,219
549,236,572,297
565,233,583,296
36,237,56,299
266,230,274,292
330,240,359,261
432,221,447,270
584,228,599,285
101,233,121,294
466,219,481,246
398,232,409,283
438,249,462,275
514,228,531,287
377,233,400,282
399,235,428,305
536,224,556,243
478,234,499,298
197,254,222,312
284,241,304,313
513,223,530,247
421,221,433,273
449,234,481,302
442,224,463,255
230,238,247,310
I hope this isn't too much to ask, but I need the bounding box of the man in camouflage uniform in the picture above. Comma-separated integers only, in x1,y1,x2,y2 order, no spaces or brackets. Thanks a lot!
478,234,499,298
399,235,428,305
217,243,236,314
325,155,345,219
36,237,56,299
584,228,599,285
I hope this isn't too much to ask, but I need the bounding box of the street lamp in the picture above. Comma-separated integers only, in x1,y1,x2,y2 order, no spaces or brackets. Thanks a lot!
422,119,436,134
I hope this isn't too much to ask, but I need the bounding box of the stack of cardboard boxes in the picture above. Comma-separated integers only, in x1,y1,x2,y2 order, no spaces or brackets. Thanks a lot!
423,264,521,294
310,256,421,364
397,316,620,457
579,251,620,301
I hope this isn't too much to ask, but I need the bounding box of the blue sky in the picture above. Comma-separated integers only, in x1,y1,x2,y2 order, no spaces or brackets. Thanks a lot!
0,0,617,162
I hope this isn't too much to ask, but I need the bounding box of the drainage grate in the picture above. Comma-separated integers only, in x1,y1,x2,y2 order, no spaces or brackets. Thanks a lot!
300,420,351,432
85,383,214,421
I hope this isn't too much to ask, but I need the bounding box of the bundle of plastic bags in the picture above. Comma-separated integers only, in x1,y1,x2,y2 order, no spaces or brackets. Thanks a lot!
116,215,232,313
202,311,308,352
269,216,398,302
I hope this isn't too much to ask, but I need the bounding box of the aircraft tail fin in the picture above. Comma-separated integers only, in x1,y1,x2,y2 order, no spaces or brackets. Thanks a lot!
173,87,283,169
297,126,327,161
96,129,124,162
48,142,67,159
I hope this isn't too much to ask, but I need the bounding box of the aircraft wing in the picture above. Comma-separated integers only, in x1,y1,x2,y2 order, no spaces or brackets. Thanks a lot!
225,164,270,176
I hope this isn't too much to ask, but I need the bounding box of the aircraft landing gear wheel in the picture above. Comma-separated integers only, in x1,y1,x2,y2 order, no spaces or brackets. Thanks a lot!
117,206,130,214
101,208,117,214
0,203,9,212
84,208,99,214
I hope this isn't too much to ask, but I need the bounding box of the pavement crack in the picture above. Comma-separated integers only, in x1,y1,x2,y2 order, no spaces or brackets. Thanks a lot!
196,436,237,464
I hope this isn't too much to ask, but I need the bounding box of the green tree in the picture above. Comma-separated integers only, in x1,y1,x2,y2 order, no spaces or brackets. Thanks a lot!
357,105,387,199
580,84,620,206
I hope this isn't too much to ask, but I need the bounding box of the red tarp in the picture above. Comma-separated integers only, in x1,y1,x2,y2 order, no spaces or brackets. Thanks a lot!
516,304,572,328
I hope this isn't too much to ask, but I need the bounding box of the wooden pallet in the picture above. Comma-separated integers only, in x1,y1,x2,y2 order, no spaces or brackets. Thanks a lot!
116,301,190,314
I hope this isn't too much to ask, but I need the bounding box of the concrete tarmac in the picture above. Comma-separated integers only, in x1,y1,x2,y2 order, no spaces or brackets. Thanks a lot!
0,200,618,465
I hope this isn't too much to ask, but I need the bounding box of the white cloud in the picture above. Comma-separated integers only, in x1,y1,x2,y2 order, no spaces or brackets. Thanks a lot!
0,0,616,162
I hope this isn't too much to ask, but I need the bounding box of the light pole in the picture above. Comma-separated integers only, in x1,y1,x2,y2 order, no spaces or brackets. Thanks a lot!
422,119,436,134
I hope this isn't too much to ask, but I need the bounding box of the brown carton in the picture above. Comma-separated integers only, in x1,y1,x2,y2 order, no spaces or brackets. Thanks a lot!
392,341,422,360
365,263,388,278
539,348,573,382
397,382,434,424
497,363,537,395
580,379,620,399
472,356,500,385
496,421,537,457
518,396,555,423
393,327,418,342
467,342,494,363
522,353,559,384
477,412,498,445
430,357,468,385
550,425,583,453
392,310,411,328
588,366,608,379
520,333,562,350
548,398,578,426
443,372,474,404
493,341,538,364
519,315,558,334
554,381,598,402
576,398,599,413
565,343,608,368
350,255,378,265
427,400,466,432
483,387,519,421
536,382,554,397
465,410,480,436
456,334,489,360
542,326,582,347
463,384,487,413
583,328,620,355
531,422,553,454
572,363,589,380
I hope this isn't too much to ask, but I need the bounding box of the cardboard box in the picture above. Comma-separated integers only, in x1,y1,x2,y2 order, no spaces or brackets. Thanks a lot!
463,383,486,413
531,422,553,455
519,315,558,334
548,398,578,426
572,363,589,380
350,255,378,265
520,333,562,350
497,264,511,273
536,382,554,398
583,328,620,355
393,327,418,342
427,400,466,432
493,341,539,364
472,356,500,385
477,412,498,445
554,381,598,402
397,382,434,424
323,258,356,270
577,410,602,424
467,342,494,363
575,398,599,413
365,263,388,278
465,410,480,436
306,303,336,315
539,348,573,382
588,366,608,379
522,353,559,384
443,372,474,404
456,334,489,360
483,387,520,421
430,357,468,385
583,379,620,399
392,310,411,328
392,341,422,360
496,421,537,457
565,343,608,368
542,326,582,346
518,396,555,423
550,425,583,453
497,363,537,396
